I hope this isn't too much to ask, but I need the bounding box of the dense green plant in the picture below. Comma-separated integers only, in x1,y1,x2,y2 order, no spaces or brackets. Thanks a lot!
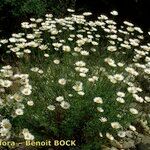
0,0,75,17
0,10,150,149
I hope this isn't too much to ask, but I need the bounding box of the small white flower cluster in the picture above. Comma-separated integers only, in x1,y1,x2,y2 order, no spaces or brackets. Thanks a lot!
58,78,67,85
62,45,71,52
116,91,125,103
104,58,117,67
107,74,124,84
0,65,32,140
75,61,89,77
72,81,84,96
31,67,44,74
93,97,103,104
22,128,34,140
88,75,99,83
0,65,32,98
0,119,12,139
47,96,70,110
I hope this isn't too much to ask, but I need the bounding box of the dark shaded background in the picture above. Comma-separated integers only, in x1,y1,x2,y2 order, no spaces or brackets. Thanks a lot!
76,0,150,31
0,0,149,38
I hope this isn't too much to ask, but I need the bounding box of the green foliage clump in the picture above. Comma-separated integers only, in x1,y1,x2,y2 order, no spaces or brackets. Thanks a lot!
0,10,150,150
